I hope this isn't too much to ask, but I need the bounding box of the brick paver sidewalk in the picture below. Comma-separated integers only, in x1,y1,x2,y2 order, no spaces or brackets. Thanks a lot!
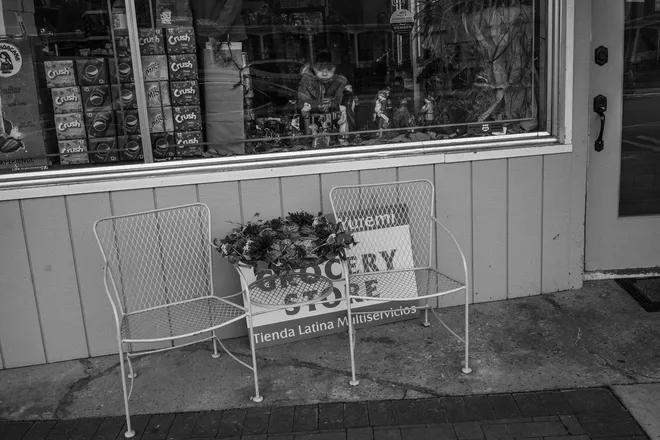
0,388,648,440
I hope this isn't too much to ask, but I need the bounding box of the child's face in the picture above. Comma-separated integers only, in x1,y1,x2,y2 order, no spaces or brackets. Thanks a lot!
314,65,336,83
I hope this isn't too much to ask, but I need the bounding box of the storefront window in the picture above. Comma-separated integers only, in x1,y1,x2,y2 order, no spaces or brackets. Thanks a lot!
0,0,549,174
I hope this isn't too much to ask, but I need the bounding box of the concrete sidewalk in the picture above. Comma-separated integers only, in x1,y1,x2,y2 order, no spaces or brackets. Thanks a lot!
0,280,659,439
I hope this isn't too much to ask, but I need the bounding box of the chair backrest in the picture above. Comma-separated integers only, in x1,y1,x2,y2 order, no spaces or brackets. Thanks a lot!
329,180,434,271
94,203,214,315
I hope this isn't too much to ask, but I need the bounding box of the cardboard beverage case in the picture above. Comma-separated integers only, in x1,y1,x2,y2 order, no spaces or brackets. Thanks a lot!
111,84,137,110
138,28,165,55
58,139,89,165
0,40,49,172
54,112,86,140
118,135,143,161
44,60,77,88
109,58,134,83
88,137,119,163
170,80,199,106
175,131,203,156
115,110,140,135
85,110,116,138
173,105,202,131
76,58,108,86
81,85,111,112
142,55,169,82
166,27,196,54
168,54,197,81
145,81,171,108
156,0,193,27
147,106,174,133
151,132,175,159
51,86,83,114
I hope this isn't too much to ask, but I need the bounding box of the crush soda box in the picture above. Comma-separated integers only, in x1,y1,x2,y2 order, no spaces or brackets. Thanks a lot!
51,87,83,114
54,113,86,140
89,137,119,163
81,85,112,112
170,80,199,106
111,84,137,110
138,28,165,55
109,58,134,83
76,58,108,86
118,135,143,161
168,54,197,81
58,139,89,165
173,106,202,131
145,81,171,107
115,110,140,135
142,55,169,81
175,131,203,157
166,27,196,54
85,110,116,138
44,60,77,88
147,107,174,133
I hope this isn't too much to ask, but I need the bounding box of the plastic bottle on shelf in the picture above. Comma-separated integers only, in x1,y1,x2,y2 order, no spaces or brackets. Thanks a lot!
111,0,128,34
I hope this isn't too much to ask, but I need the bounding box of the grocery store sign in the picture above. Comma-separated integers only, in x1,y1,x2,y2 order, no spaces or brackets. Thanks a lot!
241,204,419,348
390,9,415,35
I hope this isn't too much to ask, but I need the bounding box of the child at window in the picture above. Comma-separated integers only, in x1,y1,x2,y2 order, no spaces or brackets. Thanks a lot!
297,50,348,114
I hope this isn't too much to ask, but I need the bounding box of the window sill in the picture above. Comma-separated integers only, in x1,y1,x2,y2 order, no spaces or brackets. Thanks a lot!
0,133,571,201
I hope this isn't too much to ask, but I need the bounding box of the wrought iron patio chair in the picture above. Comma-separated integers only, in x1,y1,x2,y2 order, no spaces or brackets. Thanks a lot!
329,179,471,386
94,203,260,439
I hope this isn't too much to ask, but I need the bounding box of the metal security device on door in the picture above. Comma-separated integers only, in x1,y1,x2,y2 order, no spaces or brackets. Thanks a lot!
593,94,607,152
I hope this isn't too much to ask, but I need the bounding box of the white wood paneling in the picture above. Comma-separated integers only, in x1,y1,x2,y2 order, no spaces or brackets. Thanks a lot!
508,157,543,298
359,168,397,185
281,175,322,216
0,201,46,368
240,178,283,222
66,193,116,357
22,197,88,362
542,154,572,293
198,181,246,339
472,160,508,303
321,171,359,216
435,163,473,307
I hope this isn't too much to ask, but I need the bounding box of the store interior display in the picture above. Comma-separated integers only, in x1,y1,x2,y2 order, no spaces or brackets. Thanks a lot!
0,0,546,172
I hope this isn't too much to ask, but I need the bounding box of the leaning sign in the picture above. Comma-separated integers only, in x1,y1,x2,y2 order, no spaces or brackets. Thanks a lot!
238,204,420,348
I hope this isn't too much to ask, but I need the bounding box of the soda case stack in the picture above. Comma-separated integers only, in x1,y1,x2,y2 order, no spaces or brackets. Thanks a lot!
165,26,203,158
45,60,92,165
109,54,144,162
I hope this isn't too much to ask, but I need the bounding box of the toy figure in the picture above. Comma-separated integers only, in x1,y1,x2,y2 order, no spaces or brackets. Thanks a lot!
297,50,347,114
337,105,349,145
420,97,435,126
372,88,390,137
341,84,359,133
392,97,413,128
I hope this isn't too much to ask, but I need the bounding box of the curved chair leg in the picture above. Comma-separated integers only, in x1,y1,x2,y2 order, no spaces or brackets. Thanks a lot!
211,332,221,359
126,353,137,380
462,286,472,374
118,341,135,438
245,314,263,402
346,299,359,386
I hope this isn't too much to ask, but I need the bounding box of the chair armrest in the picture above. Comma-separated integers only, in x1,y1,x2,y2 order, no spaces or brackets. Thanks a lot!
431,216,470,288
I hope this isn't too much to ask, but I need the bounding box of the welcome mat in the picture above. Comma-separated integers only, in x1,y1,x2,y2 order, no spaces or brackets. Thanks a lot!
616,277,660,312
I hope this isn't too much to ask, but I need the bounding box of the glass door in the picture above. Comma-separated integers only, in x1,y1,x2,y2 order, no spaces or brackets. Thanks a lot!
586,0,660,271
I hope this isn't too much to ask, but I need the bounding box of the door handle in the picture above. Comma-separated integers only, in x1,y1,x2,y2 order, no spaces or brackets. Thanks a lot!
593,95,607,152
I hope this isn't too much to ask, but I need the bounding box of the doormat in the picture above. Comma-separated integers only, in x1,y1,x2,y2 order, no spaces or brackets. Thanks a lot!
615,277,660,312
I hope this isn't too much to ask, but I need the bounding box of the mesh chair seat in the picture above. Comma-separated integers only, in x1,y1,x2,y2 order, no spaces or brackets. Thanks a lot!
121,296,245,342
347,268,464,301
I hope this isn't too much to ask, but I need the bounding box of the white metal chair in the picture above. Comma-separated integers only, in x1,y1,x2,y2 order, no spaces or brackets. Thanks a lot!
94,203,261,439
329,179,471,386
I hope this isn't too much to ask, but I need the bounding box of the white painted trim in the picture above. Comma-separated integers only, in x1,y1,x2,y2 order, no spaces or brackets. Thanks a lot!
561,0,575,145
0,7,6,36
584,271,660,281
0,142,573,201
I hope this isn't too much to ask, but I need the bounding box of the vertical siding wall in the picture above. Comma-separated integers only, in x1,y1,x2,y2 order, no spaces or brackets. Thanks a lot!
0,154,572,369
